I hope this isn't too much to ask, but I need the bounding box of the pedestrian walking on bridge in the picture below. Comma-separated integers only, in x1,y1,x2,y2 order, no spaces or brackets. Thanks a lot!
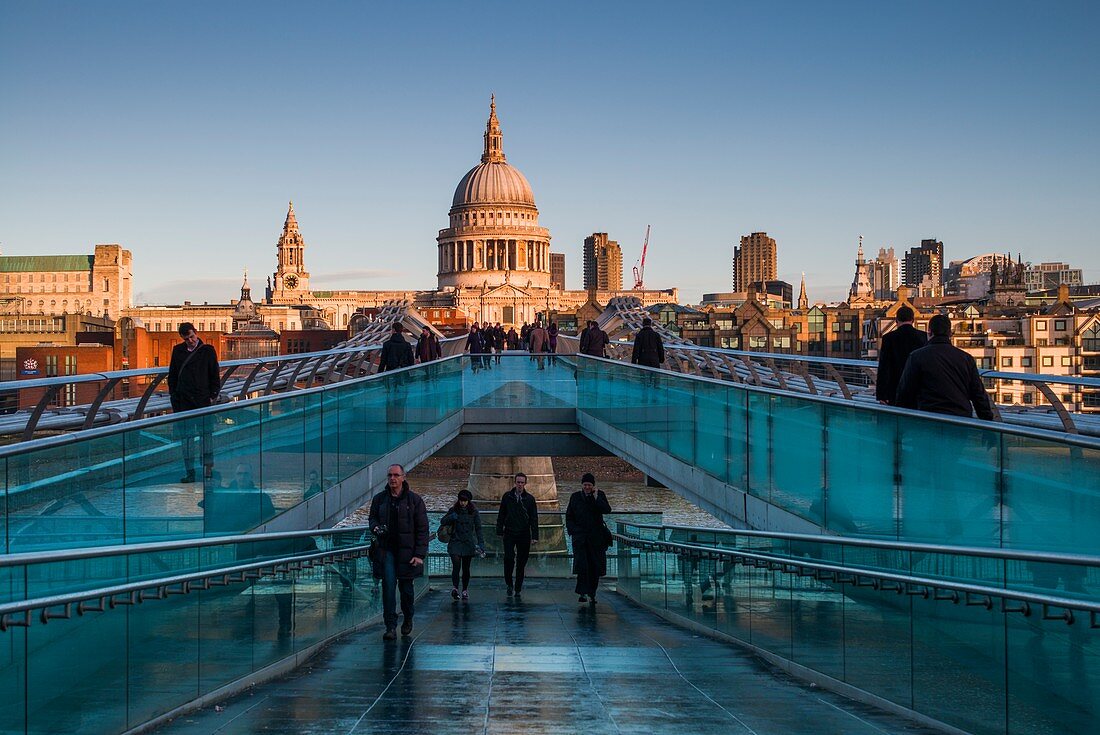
440,489,485,601
496,472,539,598
566,473,613,604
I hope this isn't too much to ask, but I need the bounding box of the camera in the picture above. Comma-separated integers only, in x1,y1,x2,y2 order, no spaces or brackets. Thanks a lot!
372,524,389,538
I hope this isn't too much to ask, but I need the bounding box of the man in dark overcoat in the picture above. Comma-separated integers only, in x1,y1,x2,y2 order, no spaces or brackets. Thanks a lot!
368,464,429,639
631,318,664,368
876,305,927,405
167,322,221,483
566,472,613,604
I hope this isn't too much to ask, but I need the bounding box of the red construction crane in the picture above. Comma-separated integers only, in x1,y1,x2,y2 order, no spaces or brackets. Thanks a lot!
632,225,650,290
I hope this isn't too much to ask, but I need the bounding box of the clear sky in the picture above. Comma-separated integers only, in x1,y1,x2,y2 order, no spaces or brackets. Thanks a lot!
2,1,1097,304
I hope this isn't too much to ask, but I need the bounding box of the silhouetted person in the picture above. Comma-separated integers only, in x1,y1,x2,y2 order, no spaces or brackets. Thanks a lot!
167,322,220,483
580,320,610,357
566,473,612,604
496,472,539,598
378,323,414,372
368,464,428,640
415,325,441,363
547,321,559,364
876,305,927,405
631,317,665,368
466,323,489,371
896,314,994,420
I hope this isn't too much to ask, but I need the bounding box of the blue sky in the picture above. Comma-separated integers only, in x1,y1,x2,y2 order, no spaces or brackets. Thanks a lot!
2,1,1097,303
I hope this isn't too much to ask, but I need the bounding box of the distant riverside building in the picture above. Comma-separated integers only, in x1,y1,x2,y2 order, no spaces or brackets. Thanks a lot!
902,239,944,296
0,244,133,319
943,253,1016,299
752,280,793,307
583,233,623,291
678,294,867,359
0,313,114,383
1025,262,1083,293
732,233,777,293
871,247,899,301
550,253,566,289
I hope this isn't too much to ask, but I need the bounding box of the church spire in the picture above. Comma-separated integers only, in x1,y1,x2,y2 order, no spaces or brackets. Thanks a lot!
283,201,298,234
240,268,252,302
798,272,809,310
482,94,506,163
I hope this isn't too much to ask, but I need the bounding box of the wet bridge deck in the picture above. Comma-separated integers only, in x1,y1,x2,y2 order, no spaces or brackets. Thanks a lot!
158,580,935,735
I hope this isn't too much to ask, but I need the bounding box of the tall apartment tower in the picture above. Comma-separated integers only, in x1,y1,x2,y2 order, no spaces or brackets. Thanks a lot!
550,253,566,289
732,232,778,292
583,233,623,291
902,239,944,289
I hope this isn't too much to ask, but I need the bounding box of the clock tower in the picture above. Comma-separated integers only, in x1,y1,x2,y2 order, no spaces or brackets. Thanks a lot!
272,201,311,301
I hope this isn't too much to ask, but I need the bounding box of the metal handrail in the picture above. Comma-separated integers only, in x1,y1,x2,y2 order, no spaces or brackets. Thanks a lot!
656,343,1100,388
0,541,373,631
0,352,466,460
0,526,370,569
614,533,1100,622
615,521,1100,567
0,344,384,394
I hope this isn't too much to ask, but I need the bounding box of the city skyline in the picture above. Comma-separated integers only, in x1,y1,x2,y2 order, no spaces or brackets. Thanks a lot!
1,2,1098,304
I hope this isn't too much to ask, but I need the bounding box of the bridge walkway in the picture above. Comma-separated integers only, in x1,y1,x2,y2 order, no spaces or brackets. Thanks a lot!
158,579,936,735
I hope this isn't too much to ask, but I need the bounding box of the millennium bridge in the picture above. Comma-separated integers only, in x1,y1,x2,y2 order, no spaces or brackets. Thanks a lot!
0,301,1097,734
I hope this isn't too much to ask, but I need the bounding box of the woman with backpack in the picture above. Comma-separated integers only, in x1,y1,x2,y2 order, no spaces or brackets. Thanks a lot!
440,489,485,600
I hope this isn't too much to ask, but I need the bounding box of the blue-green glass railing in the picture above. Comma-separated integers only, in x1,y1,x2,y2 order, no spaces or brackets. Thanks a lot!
0,358,465,554
0,530,427,735
577,356,1100,555
618,521,1100,606
614,529,1100,735
0,354,581,554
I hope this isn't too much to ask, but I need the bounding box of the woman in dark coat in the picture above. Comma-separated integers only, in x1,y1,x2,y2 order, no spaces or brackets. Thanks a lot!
566,472,613,604
440,489,485,600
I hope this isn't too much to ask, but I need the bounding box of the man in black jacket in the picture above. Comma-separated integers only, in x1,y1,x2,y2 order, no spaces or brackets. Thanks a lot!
368,464,429,640
876,305,927,405
378,323,414,372
631,317,665,368
495,472,539,598
580,320,610,357
168,322,221,483
896,314,994,420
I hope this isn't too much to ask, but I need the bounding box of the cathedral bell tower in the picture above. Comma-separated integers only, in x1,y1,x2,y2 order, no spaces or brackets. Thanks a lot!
272,201,311,302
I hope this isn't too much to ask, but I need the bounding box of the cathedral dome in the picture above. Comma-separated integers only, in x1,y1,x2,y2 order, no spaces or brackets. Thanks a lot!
449,96,536,210
452,161,535,208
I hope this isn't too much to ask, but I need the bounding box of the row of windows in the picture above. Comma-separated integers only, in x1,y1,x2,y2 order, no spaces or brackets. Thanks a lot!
2,272,89,284
1001,355,1073,368
999,392,1075,406
452,210,535,227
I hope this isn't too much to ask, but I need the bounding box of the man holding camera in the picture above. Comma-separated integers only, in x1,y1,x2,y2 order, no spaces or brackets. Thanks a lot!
368,464,429,640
